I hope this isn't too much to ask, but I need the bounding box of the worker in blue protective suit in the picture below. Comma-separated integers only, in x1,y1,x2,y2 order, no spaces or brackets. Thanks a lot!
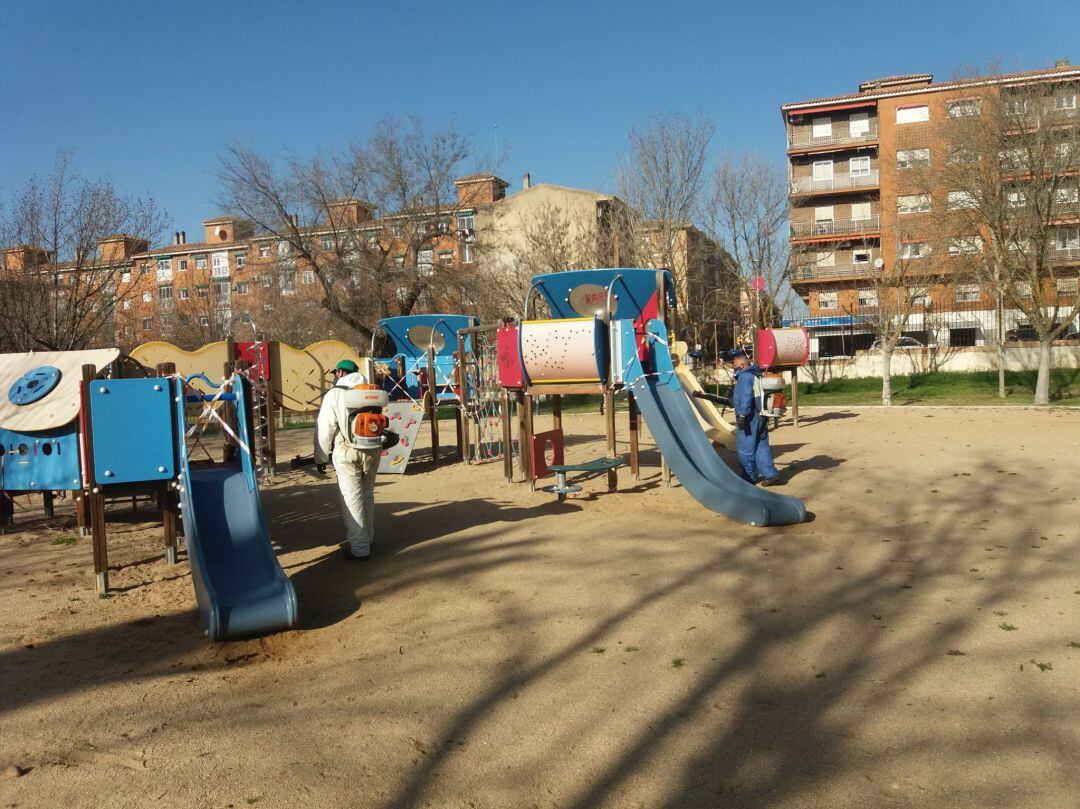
728,349,779,486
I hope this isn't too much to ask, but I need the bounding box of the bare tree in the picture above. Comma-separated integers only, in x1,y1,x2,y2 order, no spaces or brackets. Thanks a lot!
706,153,799,338
0,152,165,352
615,112,732,344
217,117,475,344
934,77,1080,404
472,200,609,319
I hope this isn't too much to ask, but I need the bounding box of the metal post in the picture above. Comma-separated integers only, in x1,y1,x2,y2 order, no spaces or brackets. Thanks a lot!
501,388,513,482
521,393,534,488
628,392,640,480
792,365,799,429
604,388,617,491
456,333,469,462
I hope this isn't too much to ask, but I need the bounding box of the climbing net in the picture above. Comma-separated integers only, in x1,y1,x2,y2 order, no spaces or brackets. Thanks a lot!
461,330,505,463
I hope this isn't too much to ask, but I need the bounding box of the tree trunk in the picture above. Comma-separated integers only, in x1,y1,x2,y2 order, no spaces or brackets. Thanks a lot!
997,339,1006,400
881,347,893,407
1034,337,1052,406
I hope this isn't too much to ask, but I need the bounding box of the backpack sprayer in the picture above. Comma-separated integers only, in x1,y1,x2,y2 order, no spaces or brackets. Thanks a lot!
341,384,390,450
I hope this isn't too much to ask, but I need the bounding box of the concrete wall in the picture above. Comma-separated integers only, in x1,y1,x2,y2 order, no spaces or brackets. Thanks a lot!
802,342,1080,382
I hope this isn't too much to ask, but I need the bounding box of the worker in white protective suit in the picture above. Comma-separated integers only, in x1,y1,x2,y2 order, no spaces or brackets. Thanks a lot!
314,360,397,560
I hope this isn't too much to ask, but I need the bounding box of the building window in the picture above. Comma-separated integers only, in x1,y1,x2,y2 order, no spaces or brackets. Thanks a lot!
947,98,981,117
142,290,152,303
1006,190,1026,208
950,327,978,346
235,281,248,295
817,290,838,309
947,145,977,165
393,254,405,268
195,255,207,270
857,288,878,308
302,270,315,284
258,274,272,287
235,253,246,268
852,249,872,265
949,235,984,255
321,236,334,251
999,148,1026,169
259,244,271,259
212,280,230,298
1057,277,1079,295
123,299,132,311
812,159,833,182
278,240,291,256
197,286,208,298
899,241,931,259
391,222,403,237
1055,186,1079,206
897,194,931,215
120,270,131,283
366,232,379,250
1015,282,1033,298
896,148,930,169
263,303,273,313
816,250,835,267
947,191,977,210
436,218,451,235
850,202,872,221
462,241,475,263
812,117,832,139
280,272,296,294
211,252,229,278
896,105,929,124
1005,98,1028,115
141,317,153,330
1055,93,1078,111
849,112,870,137
955,284,981,302
456,212,475,232
849,156,871,177
178,258,187,271
156,259,172,281
417,248,434,275
179,287,190,300
1056,227,1080,251
439,251,453,266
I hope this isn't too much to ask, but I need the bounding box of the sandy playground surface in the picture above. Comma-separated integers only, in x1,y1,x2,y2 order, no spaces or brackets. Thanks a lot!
1,406,1079,809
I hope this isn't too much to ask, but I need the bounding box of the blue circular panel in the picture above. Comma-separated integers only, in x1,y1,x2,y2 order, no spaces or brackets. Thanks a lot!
8,365,62,406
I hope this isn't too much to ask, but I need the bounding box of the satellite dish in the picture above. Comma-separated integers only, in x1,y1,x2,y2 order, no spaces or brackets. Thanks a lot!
874,258,885,269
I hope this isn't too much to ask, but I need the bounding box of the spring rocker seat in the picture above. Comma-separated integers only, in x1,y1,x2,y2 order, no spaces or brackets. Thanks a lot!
540,457,627,501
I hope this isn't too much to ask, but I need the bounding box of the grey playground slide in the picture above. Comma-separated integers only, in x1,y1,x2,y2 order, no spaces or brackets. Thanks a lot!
630,371,806,527
179,464,298,639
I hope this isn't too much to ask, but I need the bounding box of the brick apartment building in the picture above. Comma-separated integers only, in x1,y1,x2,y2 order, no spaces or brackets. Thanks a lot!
781,60,1080,357
2,171,733,352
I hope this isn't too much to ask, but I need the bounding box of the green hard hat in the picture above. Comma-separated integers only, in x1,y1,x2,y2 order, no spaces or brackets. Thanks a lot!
334,359,359,373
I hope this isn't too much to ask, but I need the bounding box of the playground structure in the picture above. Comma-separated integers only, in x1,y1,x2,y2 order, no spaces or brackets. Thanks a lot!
0,348,297,638
493,268,807,526
369,314,481,473
132,337,363,481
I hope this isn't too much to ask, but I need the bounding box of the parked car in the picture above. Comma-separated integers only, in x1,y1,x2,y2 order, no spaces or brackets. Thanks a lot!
869,336,925,351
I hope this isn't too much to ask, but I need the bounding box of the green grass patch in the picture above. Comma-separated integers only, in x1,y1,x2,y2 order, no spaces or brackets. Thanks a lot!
999,623,1018,631
671,658,685,669
793,368,1080,407
51,535,78,546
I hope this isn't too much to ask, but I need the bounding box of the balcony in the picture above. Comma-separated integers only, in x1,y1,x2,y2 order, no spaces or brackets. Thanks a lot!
793,262,879,281
789,169,880,195
790,215,881,239
787,124,878,151
1053,245,1080,262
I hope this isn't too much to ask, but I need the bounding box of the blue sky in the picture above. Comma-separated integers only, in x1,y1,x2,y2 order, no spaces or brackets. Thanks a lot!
2,0,1077,237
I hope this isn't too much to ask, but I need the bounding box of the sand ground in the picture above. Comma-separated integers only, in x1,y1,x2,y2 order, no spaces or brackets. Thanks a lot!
1,407,1079,809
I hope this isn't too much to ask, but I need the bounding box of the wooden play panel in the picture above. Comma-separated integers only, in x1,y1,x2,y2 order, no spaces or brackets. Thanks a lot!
0,349,120,432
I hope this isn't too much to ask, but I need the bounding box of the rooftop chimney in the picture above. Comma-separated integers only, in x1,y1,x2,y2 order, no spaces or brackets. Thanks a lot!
173,231,180,245
523,173,531,191
1055,58,1070,68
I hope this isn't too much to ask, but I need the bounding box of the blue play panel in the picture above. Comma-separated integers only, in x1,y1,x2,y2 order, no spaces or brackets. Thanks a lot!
89,378,175,484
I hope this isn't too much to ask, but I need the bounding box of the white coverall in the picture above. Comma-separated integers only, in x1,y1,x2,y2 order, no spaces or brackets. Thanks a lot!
314,372,381,557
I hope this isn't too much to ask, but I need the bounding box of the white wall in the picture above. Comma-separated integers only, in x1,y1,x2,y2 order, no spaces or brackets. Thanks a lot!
803,343,1080,381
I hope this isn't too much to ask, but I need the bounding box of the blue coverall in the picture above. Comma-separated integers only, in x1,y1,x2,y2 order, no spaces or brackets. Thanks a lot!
732,364,779,484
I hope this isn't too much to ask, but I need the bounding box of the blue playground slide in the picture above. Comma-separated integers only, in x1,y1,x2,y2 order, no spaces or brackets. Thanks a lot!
175,378,297,640
621,321,806,527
